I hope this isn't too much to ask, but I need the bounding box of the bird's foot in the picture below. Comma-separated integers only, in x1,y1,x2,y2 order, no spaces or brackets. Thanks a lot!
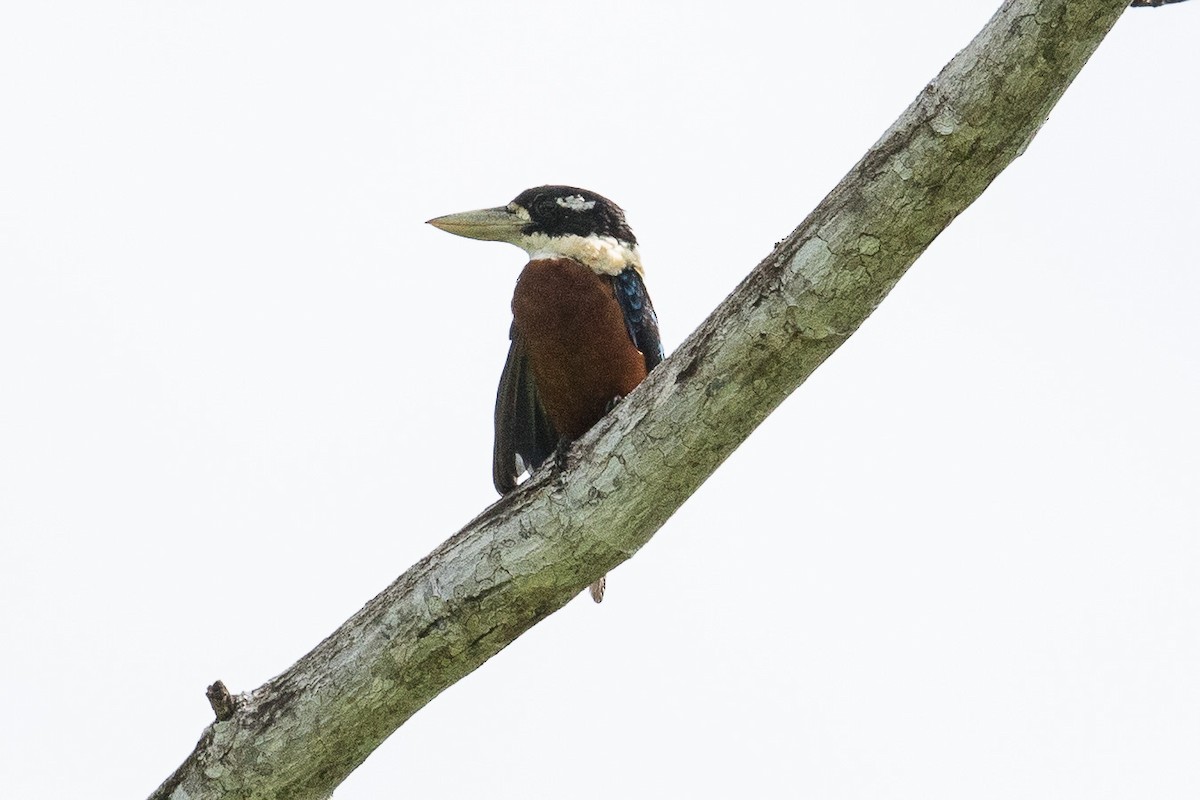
553,437,572,478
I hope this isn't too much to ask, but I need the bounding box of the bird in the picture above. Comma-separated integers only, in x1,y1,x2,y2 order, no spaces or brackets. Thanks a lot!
428,186,664,603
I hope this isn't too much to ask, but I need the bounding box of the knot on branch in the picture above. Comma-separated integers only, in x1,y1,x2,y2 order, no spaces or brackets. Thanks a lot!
206,680,237,721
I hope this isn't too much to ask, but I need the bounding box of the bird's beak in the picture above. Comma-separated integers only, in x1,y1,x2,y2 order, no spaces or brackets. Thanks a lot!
426,206,525,244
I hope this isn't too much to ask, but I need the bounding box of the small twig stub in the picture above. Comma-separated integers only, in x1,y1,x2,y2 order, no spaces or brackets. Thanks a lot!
205,680,236,721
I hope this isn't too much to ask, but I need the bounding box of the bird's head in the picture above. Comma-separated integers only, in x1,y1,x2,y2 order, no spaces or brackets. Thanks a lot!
427,185,642,276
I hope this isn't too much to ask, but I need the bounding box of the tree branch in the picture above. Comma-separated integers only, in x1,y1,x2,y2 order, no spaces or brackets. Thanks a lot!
150,1,1135,797
1130,0,1191,8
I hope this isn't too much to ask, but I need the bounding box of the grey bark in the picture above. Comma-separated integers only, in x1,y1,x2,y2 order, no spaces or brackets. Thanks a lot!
150,1,1135,798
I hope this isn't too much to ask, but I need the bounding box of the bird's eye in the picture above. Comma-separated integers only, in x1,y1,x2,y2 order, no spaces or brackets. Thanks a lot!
534,196,558,217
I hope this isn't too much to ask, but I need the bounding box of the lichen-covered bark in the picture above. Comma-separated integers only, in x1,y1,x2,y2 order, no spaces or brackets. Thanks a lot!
150,2,1134,798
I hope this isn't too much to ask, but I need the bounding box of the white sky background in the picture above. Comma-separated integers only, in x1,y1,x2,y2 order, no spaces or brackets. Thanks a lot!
1,2,1197,797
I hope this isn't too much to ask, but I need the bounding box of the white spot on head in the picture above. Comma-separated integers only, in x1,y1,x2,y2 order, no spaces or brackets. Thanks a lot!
556,195,596,212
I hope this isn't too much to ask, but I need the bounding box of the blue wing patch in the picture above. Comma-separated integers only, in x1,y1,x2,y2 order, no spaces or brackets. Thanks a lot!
613,268,664,372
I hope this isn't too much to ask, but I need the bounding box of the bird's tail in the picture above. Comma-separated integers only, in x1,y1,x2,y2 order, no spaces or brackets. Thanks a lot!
589,575,606,603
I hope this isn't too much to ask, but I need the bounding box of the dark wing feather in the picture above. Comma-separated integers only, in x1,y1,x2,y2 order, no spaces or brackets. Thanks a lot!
613,268,665,372
493,325,558,494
